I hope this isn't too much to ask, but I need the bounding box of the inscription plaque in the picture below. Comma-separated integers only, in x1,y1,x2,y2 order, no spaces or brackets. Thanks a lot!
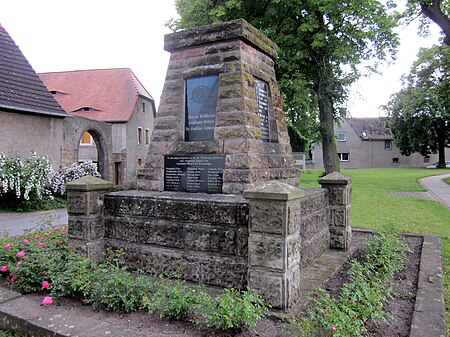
164,154,225,193
255,79,270,142
185,75,219,141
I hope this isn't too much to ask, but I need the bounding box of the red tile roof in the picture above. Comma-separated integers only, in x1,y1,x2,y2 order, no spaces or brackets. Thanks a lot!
347,117,393,140
0,24,68,117
39,68,154,122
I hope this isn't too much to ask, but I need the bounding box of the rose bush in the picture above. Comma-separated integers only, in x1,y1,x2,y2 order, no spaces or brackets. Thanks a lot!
0,228,269,332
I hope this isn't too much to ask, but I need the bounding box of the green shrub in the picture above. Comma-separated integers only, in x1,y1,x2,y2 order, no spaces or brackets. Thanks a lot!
290,232,409,337
76,252,154,312
195,288,269,331
142,277,206,320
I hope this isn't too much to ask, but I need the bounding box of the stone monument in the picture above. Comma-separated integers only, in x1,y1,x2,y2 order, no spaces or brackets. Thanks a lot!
137,19,300,194
67,19,352,311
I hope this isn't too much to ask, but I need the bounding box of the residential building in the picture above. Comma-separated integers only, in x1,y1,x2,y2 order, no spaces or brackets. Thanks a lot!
39,68,156,186
0,24,70,168
311,117,449,169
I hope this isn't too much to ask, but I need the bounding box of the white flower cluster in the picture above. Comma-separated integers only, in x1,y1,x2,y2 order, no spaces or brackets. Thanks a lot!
0,152,101,200
0,151,53,200
50,161,101,196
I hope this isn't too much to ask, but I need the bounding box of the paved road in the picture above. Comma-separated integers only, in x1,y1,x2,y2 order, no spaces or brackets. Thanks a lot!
419,173,450,210
0,208,68,236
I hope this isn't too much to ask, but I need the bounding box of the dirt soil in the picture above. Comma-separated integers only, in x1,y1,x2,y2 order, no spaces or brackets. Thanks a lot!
22,235,421,337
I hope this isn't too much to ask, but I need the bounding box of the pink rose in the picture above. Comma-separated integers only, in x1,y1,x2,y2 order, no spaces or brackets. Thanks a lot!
0,265,8,272
324,309,328,313
23,239,29,245
57,240,63,245
35,235,40,240
42,296,53,305
330,326,337,332
16,251,25,258
42,281,50,289
38,243,45,248
16,261,22,267
54,227,59,231
4,243,11,249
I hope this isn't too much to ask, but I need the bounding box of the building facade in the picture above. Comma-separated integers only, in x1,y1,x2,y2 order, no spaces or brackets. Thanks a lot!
40,69,156,186
0,24,69,169
312,117,449,169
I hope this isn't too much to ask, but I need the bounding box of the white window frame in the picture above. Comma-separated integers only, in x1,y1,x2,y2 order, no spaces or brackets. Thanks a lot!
338,153,350,162
384,140,392,151
337,133,346,142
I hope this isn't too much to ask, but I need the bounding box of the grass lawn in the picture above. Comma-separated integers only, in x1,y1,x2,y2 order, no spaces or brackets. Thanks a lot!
300,168,450,327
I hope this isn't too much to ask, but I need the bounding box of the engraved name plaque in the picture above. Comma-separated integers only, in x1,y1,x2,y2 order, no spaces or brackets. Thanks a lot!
164,154,225,193
255,79,270,142
185,75,219,141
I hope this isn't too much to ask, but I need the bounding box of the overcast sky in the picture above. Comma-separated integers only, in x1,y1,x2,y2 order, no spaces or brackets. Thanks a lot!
0,0,443,117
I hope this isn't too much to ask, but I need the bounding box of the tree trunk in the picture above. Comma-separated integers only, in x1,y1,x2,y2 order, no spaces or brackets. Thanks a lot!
437,121,447,167
317,89,340,174
420,1,450,45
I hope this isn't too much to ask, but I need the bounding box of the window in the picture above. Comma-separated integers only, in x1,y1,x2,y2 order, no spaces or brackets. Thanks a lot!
145,128,150,145
114,162,122,185
73,106,99,112
80,131,93,146
137,158,142,166
143,102,146,112
423,157,430,163
137,127,143,145
338,153,350,162
384,140,392,151
337,133,346,142
393,158,399,164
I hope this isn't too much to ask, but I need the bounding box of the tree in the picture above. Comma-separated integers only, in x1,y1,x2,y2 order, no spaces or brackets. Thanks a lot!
384,44,450,167
171,0,399,174
406,1,450,45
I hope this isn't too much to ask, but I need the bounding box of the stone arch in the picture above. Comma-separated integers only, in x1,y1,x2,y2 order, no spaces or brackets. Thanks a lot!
61,116,113,182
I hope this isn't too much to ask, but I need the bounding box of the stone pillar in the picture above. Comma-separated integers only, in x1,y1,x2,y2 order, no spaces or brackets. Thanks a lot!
66,176,113,259
243,181,305,310
318,171,352,250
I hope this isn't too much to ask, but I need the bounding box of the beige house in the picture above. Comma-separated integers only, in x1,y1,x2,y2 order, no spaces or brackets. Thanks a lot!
39,69,156,186
0,24,70,168
312,117,449,169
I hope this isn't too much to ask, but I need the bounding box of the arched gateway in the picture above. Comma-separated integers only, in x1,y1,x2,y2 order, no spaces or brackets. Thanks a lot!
61,116,112,182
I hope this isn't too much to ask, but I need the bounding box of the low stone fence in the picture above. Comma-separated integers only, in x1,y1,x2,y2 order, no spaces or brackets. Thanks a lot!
104,191,249,288
66,172,352,310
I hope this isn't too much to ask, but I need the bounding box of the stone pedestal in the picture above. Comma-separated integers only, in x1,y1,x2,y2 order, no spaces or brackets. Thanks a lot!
137,19,300,194
244,181,327,310
66,176,113,259
319,172,352,250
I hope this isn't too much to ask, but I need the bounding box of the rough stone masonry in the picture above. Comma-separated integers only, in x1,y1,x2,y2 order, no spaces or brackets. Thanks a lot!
66,19,352,311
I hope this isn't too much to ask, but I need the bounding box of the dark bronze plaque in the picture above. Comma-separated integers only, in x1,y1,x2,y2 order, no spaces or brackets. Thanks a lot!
185,75,219,141
164,154,225,193
255,79,270,142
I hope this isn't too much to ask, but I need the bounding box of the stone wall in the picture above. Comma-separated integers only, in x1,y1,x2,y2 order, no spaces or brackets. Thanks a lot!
103,191,249,288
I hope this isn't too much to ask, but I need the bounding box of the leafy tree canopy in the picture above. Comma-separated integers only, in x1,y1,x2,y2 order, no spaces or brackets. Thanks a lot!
384,44,450,167
170,0,400,173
